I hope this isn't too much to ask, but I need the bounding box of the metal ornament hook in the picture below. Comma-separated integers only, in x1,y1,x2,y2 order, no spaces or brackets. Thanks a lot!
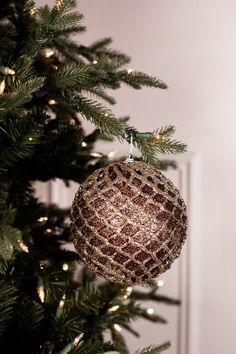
124,132,134,164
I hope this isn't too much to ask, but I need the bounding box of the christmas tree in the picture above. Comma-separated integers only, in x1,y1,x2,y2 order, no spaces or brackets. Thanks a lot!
0,1,186,353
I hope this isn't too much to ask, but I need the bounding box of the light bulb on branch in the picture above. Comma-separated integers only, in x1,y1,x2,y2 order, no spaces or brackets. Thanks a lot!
18,240,29,253
44,48,54,58
55,0,62,9
0,67,15,75
0,80,5,95
108,305,120,313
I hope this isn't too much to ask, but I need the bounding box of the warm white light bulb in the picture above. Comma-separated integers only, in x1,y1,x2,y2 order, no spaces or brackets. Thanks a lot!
113,323,122,332
44,49,54,58
0,80,5,94
38,216,48,222
29,6,36,15
48,99,57,105
62,263,69,271
59,299,65,308
45,228,52,234
126,286,133,294
38,287,45,303
81,141,87,147
157,280,164,287
73,333,84,347
18,240,29,253
108,305,120,313
108,151,117,158
90,152,103,158
147,308,154,315
4,67,15,75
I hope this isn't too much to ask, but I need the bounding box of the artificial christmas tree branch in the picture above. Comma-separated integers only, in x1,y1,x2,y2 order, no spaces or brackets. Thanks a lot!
0,0,186,353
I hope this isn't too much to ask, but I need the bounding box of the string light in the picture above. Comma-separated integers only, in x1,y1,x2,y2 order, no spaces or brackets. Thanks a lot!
59,294,66,308
44,48,54,58
113,324,122,332
18,240,29,253
123,286,133,299
52,65,58,70
127,68,133,74
37,286,45,303
126,286,133,294
69,118,76,125
81,141,87,147
39,260,50,269
44,228,53,235
28,137,33,141
48,99,57,105
59,299,65,308
108,305,120,313
0,67,15,94
62,263,69,271
29,6,36,15
108,151,117,158
0,80,5,94
0,67,15,75
153,132,162,141
0,67,15,93
146,308,154,315
92,60,98,64
90,152,103,158
73,333,84,347
55,0,62,9
37,216,48,222
157,280,164,287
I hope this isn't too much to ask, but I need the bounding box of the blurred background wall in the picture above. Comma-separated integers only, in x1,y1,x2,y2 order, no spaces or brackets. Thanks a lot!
37,1,236,353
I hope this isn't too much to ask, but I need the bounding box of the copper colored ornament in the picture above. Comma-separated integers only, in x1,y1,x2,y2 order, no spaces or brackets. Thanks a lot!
70,161,187,285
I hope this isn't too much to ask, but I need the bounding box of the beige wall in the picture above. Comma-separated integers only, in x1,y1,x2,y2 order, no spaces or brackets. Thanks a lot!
37,1,236,353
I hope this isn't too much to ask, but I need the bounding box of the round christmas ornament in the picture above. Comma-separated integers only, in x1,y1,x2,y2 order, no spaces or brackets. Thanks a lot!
70,161,187,285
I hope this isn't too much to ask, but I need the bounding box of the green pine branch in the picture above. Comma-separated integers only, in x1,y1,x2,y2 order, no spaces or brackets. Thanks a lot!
0,282,18,336
121,71,168,90
0,118,39,174
38,0,83,42
89,38,113,51
0,77,45,112
52,0,77,15
89,38,131,67
56,25,87,37
131,288,180,306
153,125,175,137
17,297,45,338
83,87,116,105
71,96,127,138
134,342,171,354
53,63,90,89
51,12,84,32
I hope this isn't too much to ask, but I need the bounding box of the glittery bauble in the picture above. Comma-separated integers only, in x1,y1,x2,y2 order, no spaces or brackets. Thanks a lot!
70,161,187,285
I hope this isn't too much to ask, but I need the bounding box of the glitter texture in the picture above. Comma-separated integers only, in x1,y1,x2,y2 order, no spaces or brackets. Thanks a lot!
70,161,188,285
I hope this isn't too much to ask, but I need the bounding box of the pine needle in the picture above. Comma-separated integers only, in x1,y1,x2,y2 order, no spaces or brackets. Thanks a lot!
134,342,171,354
0,282,18,336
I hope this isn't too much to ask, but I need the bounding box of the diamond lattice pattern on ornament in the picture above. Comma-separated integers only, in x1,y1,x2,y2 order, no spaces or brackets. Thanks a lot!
71,162,187,285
